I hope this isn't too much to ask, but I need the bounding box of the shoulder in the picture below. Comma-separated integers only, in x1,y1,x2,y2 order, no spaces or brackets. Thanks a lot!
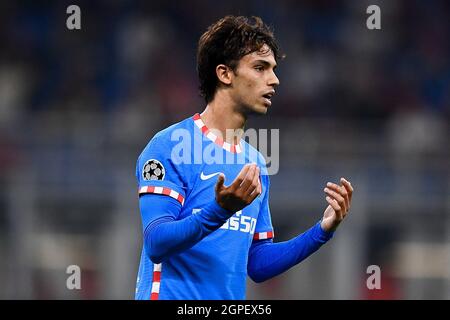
241,141,271,190
139,116,193,158
135,116,194,186
136,116,194,176
241,140,268,169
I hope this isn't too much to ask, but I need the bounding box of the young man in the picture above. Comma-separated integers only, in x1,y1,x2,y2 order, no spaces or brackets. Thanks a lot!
135,16,353,300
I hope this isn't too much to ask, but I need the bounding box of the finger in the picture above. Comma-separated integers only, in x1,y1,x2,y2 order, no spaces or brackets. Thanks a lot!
247,175,261,203
230,164,252,191
257,175,262,195
247,166,261,196
340,178,353,202
324,187,347,212
215,173,225,193
326,196,342,218
326,182,349,211
247,187,260,204
239,164,256,194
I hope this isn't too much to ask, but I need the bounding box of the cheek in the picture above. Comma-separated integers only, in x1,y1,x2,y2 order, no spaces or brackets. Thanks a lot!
246,78,257,89
240,80,256,98
241,82,256,102
234,74,258,101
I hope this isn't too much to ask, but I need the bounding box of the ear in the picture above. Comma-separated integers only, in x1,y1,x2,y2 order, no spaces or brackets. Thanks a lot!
215,64,233,85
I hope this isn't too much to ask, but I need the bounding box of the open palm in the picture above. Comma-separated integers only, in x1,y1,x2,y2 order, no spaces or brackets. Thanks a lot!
320,178,353,233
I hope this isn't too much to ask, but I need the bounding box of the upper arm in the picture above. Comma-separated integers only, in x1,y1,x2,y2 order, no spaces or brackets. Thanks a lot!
252,171,274,243
137,135,187,201
139,193,181,234
136,135,187,231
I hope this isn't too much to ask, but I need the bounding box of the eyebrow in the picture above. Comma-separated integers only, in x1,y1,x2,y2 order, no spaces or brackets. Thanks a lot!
253,59,277,69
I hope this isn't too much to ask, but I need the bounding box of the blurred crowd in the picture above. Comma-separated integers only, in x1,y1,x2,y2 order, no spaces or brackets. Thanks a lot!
1,1,449,123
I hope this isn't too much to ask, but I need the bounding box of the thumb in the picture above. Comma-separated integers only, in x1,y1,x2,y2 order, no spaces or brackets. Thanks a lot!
215,173,225,192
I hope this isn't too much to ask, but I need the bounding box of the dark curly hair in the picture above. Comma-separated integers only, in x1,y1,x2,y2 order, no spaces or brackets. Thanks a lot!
197,15,283,103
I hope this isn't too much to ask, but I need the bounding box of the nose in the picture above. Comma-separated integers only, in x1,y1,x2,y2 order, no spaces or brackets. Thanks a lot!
268,71,280,87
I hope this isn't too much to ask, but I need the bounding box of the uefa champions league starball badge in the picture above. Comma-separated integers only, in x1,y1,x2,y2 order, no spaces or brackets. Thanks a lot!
142,159,165,181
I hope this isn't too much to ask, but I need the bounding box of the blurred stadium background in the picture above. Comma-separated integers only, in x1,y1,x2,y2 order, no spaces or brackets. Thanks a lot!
0,0,449,299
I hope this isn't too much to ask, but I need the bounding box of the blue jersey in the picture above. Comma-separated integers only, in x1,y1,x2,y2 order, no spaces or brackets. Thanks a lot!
135,114,273,300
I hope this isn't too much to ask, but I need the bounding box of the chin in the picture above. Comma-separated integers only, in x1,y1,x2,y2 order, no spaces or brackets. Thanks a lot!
255,104,269,114
258,107,269,115
241,103,269,116
245,108,267,116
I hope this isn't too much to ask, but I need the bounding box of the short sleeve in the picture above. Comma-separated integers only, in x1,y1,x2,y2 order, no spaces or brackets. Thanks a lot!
252,171,274,242
136,135,187,206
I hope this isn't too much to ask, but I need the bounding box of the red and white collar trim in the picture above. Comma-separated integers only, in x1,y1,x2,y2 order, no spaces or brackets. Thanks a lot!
192,113,242,153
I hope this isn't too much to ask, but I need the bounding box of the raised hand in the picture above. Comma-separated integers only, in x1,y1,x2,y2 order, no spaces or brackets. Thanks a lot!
320,177,354,232
215,163,261,212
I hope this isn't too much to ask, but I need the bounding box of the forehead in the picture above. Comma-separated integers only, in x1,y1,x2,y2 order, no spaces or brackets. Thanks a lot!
240,44,276,66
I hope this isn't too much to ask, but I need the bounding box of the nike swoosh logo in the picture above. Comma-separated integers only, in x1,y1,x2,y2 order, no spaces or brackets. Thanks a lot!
200,172,221,180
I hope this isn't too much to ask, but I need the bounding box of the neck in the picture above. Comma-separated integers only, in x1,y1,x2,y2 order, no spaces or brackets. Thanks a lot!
200,93,247,145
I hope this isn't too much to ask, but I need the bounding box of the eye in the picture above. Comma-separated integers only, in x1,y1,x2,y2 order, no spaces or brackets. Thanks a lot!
254,65,264,72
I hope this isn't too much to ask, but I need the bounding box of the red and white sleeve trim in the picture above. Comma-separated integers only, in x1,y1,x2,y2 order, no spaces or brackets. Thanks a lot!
150,263,162,300
193,113,242,154
139,186,185,206
253,231,274,240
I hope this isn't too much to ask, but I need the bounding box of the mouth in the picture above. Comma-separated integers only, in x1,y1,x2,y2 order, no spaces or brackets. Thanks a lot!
262,91,275,106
